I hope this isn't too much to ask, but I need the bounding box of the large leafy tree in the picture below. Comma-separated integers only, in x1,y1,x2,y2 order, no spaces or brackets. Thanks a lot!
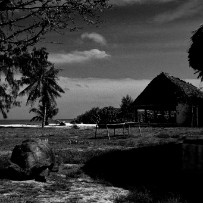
19,48,64,127
0,0,110,52
188,24,203,79
0,0,110,118
30,103,59,125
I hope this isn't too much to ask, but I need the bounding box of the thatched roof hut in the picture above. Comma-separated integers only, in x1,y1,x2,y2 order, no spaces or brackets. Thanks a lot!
133,72,203,126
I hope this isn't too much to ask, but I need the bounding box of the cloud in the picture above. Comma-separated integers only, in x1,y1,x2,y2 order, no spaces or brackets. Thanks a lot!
56,77,202,118
49,49,110,64
81,32,107,46
56,77,150,118
58,77,150,103
5,76,202,119
154,0,202,23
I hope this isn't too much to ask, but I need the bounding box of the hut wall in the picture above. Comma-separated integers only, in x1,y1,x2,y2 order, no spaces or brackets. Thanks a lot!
176,103,191,126
198,105,203,126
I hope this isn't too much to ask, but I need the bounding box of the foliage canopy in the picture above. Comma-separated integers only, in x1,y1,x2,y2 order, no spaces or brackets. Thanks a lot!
0,0,110,118
73,95,135,124
0,0,110,52
188,24,203,80
30,103,59,125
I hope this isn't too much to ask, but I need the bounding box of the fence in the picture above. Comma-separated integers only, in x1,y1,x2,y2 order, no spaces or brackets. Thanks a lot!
95,122,143,139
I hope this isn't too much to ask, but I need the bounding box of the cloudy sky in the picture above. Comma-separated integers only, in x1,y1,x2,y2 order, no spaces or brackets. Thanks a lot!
3,0,203,120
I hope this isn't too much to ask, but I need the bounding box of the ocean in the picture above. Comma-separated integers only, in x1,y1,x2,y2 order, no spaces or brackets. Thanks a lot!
0,119,73,125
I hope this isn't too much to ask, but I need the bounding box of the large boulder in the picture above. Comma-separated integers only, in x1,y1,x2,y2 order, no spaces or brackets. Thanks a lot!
9,139,58,182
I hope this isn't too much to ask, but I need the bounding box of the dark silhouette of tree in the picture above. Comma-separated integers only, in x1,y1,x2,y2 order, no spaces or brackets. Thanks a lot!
73,106,121,124
0,84,14,118
19,48,64,127
0,0,110,118
188,24,203,79
30,103,59,125
0,0,110,53
120,94,134,122
99,106,120,124
89,107,101,124
74,107,101,124
0,78,20,118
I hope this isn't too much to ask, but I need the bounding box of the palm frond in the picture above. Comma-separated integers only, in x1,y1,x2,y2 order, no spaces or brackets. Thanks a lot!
18,48,64,120
30,116,42,122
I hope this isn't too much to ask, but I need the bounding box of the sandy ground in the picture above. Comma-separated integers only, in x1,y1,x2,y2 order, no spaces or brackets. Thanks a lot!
0,164,128,203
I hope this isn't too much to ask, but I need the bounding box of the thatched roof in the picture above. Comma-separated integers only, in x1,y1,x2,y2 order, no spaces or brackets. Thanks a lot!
164,73,203,99
134,72,203,108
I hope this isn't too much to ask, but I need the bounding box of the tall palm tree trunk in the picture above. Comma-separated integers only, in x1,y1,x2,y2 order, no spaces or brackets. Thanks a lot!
42,103,47,128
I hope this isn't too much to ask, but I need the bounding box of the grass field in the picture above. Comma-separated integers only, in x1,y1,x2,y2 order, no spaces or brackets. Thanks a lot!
0,126,203,202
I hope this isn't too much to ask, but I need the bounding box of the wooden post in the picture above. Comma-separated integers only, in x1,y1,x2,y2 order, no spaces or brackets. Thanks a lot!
106,125,110,140
196,106,199,127
191,106,194,127
139,122,142,136
95,124,98,139
128,124,130,136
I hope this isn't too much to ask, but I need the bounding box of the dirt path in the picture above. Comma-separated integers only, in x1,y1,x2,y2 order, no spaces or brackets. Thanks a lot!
0,164,128,203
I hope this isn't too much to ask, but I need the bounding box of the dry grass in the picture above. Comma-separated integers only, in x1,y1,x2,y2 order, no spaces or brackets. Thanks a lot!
0,126,203,202
1,126,201,152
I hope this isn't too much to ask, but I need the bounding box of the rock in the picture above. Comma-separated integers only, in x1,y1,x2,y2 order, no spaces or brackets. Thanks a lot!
10,139,58,182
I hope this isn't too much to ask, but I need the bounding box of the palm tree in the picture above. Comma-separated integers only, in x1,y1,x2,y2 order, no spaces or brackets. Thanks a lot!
30,104,59,125
19,48,65,128
188,24,203,80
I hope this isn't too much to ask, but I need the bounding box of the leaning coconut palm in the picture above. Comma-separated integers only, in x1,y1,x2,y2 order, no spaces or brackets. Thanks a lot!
30,104,59,125
19,48,65,128
188,24,203,80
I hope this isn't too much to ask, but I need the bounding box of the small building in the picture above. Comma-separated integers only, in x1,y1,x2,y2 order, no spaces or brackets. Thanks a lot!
133,72,203,127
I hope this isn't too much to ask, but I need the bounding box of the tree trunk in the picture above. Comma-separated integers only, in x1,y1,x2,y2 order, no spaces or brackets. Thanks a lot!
42,103,47,128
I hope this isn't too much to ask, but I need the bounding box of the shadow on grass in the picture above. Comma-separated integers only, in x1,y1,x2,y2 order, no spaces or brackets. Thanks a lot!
0,156,22,180
82,143,203,203
0,156,47,181
0,167,26,181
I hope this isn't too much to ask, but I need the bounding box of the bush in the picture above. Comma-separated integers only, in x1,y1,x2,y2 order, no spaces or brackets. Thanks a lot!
71,124,80,129
73,106,122,124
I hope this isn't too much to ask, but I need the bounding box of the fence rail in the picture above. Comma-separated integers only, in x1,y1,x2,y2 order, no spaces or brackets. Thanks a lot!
95,122,142,139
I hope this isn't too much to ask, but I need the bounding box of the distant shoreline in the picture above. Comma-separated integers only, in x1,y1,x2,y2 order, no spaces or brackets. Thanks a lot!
0,122,96,129
0,119,73,125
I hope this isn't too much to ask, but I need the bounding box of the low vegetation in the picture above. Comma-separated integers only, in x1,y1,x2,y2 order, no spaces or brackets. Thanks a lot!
73,94,134,124
0,126,203,202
